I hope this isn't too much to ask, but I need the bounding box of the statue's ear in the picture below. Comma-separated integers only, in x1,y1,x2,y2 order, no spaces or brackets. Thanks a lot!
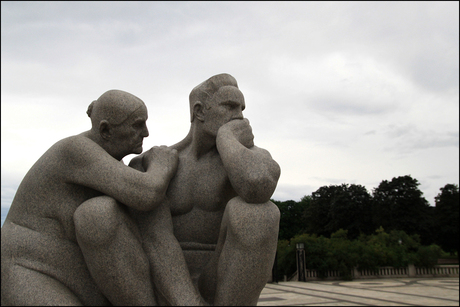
193,101,205,122
99,120,112,140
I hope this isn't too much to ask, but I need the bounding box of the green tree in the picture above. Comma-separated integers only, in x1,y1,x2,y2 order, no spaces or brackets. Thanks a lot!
273,199,309,241
303,184,374,239
303,186,333,237
276,239,294,277
327,184,374,239
295,234,330,278
413,244,443,268
276,233,321,278
434,184,459,255
372,175,433,245
329,229,359,280
277,227,438,281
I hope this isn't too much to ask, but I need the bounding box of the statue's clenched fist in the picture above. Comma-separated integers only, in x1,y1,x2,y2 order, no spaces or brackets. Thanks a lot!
218,118,254,148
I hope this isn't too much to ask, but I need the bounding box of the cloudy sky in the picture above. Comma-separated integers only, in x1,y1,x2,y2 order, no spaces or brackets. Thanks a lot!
1,1,459,226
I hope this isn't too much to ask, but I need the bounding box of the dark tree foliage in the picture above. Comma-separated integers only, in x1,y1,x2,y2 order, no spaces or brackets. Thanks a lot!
326,184,374,239
434,184,459,255
276,228,441,280
303,186,333,237
303,184,374,239
274,176,457,279
273,198,310,241
372,175,434,245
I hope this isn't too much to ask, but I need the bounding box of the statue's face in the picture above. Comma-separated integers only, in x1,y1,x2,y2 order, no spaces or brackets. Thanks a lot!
111,105,149,156
203,86,245,136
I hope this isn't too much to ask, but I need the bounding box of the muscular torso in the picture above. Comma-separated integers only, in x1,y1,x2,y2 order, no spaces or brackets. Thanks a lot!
166,149,236,245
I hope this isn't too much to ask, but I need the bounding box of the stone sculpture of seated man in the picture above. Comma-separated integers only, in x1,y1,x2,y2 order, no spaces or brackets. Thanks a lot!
129,73,281,305
1,90,178,306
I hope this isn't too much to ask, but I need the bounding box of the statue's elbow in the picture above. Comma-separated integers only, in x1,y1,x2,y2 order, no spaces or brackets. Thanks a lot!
239,176,278,204
233,162,280,204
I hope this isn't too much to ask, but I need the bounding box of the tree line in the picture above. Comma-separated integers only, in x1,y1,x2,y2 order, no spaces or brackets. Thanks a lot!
272,175,459,278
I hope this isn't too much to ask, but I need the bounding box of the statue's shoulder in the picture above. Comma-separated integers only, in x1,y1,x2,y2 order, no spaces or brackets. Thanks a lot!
51,134,105,161
51,134,89,151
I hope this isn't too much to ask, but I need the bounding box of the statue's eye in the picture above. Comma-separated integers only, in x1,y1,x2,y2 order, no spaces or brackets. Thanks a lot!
133,122,143,129
223,101,239,110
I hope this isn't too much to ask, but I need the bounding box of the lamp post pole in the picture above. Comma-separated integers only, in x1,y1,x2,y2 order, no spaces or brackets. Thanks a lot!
296,242,306,282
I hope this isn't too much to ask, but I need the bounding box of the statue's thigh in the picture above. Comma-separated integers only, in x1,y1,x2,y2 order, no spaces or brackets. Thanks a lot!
2,264,83,306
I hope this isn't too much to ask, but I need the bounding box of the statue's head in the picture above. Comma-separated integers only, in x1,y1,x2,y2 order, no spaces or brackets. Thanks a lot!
87,90,149,159
189,73,244,122
87,90,146,126
188,73,245,137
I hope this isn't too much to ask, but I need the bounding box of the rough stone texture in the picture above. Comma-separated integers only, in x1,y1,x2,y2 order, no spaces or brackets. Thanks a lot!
129,73,281,305
1,74,281,306
1,90,178,306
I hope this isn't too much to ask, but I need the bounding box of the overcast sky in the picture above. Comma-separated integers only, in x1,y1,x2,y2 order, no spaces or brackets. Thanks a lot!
1,1,459,226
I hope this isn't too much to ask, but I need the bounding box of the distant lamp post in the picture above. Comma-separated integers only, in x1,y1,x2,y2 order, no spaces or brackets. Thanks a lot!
296,242,306,282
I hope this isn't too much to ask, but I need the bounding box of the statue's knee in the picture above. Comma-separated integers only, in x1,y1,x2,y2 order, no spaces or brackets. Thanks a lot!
227,197,280,248
74,196,121,246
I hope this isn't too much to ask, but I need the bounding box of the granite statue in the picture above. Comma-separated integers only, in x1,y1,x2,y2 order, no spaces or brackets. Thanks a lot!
75,73,281,306
1,90,179,305
1,73,281,306
129,73,281,305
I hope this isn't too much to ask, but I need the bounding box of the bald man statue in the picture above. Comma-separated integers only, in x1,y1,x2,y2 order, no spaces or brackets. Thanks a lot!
130,73,281,305
1,90,178,306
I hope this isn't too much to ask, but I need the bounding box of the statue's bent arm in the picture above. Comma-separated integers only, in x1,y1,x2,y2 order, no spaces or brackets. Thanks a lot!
216,131,280,204
61,137,169,211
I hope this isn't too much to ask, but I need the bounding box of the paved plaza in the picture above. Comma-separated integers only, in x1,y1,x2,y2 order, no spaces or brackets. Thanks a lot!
258,278,459,306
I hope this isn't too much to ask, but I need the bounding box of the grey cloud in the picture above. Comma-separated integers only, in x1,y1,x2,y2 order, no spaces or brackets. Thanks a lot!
411,131,459,150
385,125,459,151
309,96,396,117
408,50,459,92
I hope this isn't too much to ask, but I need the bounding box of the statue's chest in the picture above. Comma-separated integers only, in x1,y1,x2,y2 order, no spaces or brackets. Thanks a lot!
167,156,234,215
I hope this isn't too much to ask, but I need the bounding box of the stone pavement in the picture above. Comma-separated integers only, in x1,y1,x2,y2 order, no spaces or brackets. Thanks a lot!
258,278,459,306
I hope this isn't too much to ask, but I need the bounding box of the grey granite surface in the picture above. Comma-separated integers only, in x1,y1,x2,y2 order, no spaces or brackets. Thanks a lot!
1,75,280,306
